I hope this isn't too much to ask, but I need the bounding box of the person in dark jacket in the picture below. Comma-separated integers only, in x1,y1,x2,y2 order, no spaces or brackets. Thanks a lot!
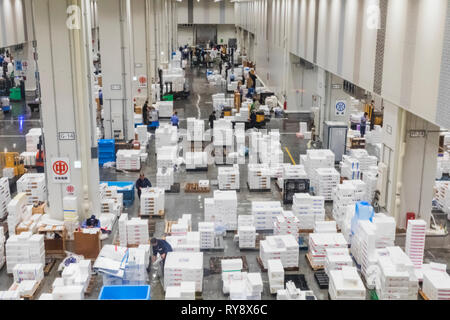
250,110,257,128
151,237,173,274
142,100,149,125
209,111,216,129
136,173,151,199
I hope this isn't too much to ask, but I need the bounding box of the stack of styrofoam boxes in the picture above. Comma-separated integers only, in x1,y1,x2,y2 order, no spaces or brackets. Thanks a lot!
233,123,246,164
166,232,200,252
212,93,226,114
140,187,165,216
136,125,150,147
437,152,450,179
268,259,284,294
251,201,283,231
277,282,317,300
185,152,207,170
5,232,45,273
324,248,353,276
248,131,260,164
258,131,283,165
311,168,340,200
248,164,271,190
198,222,215,249
0,177,11,219
7,193,28,235
63,196,78,240
164,252,203,292
52,260,91,295
365,125,383,145
20,152,37,167
375,246,419,300
340,156,361,180
0,291,21,300
155,124,178,149
116,150,141,171
292,193,325,230
277,164,308,190
16,173,46,205
13,263,44,284
0,227,4,269
118,214,128,247
156,167,174,191
271,163,287,181
235,101,250,122
126,218,149,246
308,233,348,267
204,191,237,231
434,181,450,217
405,219,426,273
213,119,234,164
260,235,299,269
25,128,42,152
273,210,300,240
228,272,264,300
171,214,192,237
157,145,178,168
314,221,337,233
218,164,240,190
422,268,450,300
348,149,378,173
238,215,256,249
332,181,364,229
363,167,378,203
161,72,185,94
303,149,335,179
329,266,366,300
99,184,123,216
222,259,244,294
186,118,204,142
299,122,312,140
165,282,196,300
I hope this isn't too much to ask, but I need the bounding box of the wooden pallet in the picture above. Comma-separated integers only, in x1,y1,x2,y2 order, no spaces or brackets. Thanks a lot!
44,258,56,275
305,252,324,271
256,256,299,272
84,275,97,296
10,280,42,300
185,183,211,193
209,256,249,274
419,289,430,300
164,220,192,235
140,210,165,219
299,229,314,234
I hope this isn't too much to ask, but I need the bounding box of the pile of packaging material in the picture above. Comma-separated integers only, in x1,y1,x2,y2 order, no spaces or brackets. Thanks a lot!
311,167,340,200
140,187,165,217
50,260,91,299
204,191,237,230
6,232,45,273
164,251,203,292
0,177,11,219
165,282,196,300
185,152,208,170
365,125,383,145
116,150,141,171
324,248,353,276
63,196,78,240
238,215,256,248
348,149,378,172
332,180,367,228
265,96,278,109
248,164,271,190
314,221,337,233
340,156,361,180
351,212,396,288
405,219,426,272
118,214,149,246
166,231,200,252
95,245,149,286
156,167,174,191
273,210,300,239
422,266,450,300
157,145,178,168
277,281,317,300
171,214,192,237
375,246,419,300
301,149,335,178
251,201,283,230
291,193,325,230
0,227,4,269
213,119,233,146
218,165,240,190
329,266,366,300
16,173,47,205
135,125,150,146
260,235,299,269
198,222,215,249
155,124,178,149
298,122,312,140
20,152,37,166
25,128,42,152
308,233,347,267
7,193,29,235
268,259,284,294
186,118,204,141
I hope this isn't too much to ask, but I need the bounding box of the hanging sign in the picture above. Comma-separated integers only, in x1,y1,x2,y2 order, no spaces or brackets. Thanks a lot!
51,157,71,183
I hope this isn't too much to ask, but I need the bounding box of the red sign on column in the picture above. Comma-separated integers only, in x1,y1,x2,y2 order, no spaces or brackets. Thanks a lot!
51,157,71,183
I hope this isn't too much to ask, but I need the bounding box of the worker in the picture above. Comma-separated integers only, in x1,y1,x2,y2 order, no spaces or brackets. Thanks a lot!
209,111,216,129
170,111,179,128
36,147,45,173
360,112,369,137
370,100,375,131
250,110,257,129
151,237,173,274
135,173,151,199
219,60,223,75
142,100,149,125
251,95,260,112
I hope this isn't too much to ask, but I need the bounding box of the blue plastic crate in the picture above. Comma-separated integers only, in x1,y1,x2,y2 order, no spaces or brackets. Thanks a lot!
100,181,135,207
99,285,151,300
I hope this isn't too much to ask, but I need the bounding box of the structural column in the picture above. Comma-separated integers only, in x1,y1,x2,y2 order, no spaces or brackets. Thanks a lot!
31,0,100,220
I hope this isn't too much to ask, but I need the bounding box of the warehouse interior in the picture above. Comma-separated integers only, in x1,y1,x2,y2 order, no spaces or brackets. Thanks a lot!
0,0,449,301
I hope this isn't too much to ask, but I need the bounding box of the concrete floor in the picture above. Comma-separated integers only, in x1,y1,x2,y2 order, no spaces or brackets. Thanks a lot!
0,65,449,300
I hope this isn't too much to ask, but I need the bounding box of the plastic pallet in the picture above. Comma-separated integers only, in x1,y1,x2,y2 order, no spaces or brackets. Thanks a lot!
314,271,329,289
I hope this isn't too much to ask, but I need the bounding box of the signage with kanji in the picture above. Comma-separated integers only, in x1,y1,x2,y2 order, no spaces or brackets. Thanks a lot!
51,157,71,183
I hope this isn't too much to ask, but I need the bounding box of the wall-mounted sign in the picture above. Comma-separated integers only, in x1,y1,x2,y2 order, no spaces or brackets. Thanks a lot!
410,130,426,138
135,63,143,68
111,84,122,91
51,157,71,183
58,132,76,140
65,185,76,196
335,100,347,116
138,75,147,88
332,84,342,89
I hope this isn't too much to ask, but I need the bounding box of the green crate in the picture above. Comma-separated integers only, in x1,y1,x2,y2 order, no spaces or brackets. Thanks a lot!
162,94,174,101
9,87,21,101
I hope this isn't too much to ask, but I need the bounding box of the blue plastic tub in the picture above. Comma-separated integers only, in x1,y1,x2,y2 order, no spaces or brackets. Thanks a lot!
99,285,151,300
100,181,135,207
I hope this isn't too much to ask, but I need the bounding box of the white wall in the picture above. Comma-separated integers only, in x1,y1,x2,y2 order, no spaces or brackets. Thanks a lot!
0,0,27,48
217,24,235,45
177,0,234,24
177,25,194,47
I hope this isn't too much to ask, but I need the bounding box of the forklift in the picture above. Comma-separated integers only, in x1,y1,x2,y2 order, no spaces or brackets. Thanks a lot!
0,152,26,177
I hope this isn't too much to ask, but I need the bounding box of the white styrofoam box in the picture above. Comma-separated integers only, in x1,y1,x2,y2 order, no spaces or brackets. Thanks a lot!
7,193,29,235
311,167,340,201
218,164,240,190
166,232,200,252
204,191,238,230
6,233,45,273
268,259,284,294
314,221,337,233
348,149,378,172
25,128,42,152
157,167,174,191
0,177,11,219
422,269,450,300
13,263,44,283
116,150,141,171
165,281,196,300
324,248,353,276
405,219,426,270
126,218,150,246
136,125,149,145
329,267,366,300
198,222,215,249
273,210,300,239
16,173,46,205
156,101,174,118
164,252,203,292
303,149,335,179
292,193,325,230
140,187,165,216
260,235,299,269
251,201,283,230
186,118,205,142
52,285,84,300
157,145,178,168
308,233,348,266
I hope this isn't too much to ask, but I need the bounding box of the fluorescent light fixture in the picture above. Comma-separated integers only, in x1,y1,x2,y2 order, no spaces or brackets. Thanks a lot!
74,161,82,169
133,76,137,81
